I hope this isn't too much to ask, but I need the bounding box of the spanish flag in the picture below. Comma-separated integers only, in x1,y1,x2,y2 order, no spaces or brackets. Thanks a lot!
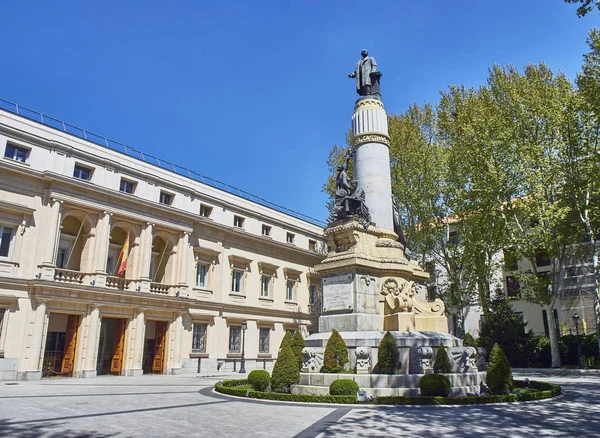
116,231,130,277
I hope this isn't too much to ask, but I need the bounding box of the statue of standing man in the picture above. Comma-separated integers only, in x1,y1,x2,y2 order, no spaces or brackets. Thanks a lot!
348,49,382,99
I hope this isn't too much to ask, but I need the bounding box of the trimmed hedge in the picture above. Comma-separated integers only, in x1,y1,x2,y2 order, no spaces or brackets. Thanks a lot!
378,331,399,374
322,329,349,373
420,374,451,397
487,343,513,394
248,370,270,392
330,379,359,396
214,379,559,405
433,344,452,374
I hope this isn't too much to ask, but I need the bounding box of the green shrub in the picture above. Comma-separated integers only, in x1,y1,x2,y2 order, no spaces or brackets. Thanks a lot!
215,381,251,397
463,333,477,348
291,331,305,371
271,337,300,393
486,343,513,394
221,379,248,387
419,373,451,397
433,344,452,374
329,379,359,396
322,329,349,373
249,391,356,404
248,370,270,392
374,394,519,405
377,331,399,374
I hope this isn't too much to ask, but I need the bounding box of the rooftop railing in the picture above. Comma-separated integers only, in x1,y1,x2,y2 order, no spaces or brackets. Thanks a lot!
0,97,327,227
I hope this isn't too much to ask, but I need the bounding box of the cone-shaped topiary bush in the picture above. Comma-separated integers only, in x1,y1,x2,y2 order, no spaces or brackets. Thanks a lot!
322,329,349,373
377,331,399,374
463,333,477,348
280,331,293,351
271,336,300,393
433,343,452,374
486,343,513,394
420,373,451,396
248,369,270,392
291,331,305,371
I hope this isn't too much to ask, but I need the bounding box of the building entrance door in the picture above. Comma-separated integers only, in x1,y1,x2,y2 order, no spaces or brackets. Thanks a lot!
43,314,80,378
96,318,127,376
142,320,168,374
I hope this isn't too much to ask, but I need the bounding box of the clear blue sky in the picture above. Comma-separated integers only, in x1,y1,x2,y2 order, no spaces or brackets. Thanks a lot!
1,1,596,222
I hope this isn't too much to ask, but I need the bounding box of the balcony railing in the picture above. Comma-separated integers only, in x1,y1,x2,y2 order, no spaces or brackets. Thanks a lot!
106,276,132,291
54,268,86,284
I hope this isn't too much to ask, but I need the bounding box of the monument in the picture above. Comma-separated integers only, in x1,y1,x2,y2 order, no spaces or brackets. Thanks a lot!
296,50,486,397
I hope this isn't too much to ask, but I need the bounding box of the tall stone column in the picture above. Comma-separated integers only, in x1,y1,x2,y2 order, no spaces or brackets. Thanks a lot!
170,312,184,374
38,197,63,280
352,98,393,231
177,232,191,286
139,222,154,280
23,299,48,380
82,305,101,378
93,211,112,273
129,308,146,376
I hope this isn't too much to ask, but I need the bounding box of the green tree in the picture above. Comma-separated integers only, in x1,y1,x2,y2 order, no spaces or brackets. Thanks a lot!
571,28,600,354
290,331,305,371
280,331,293,351
433,343,452,373
322,329,349,373
564,0,600,17
271,336,300,393
377,331,399,373
478,294,532,367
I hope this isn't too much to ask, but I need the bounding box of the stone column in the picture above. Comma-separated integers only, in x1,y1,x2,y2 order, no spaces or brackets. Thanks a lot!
170,312,184,374
39,197,63,280
129,308,146,376
178,232,191,286
24,299,48,380
82,305,101,378
93,211,112,273
136,222,153,292
352,98,393,231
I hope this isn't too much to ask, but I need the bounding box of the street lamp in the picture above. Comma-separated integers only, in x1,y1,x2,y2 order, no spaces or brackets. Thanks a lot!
572,313,583,369
239,321,247,374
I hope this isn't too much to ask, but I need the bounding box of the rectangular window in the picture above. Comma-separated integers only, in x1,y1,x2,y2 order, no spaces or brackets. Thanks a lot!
286,280,295,302
535,250,551,267
286,233,295,244
262,225,271,236
261,275,271,298
192,323,207,353
200,205,212,218
309,284,318,305
309,240,316,251
159,191,173,205
506,276,521,298
196,263,208,288
0,225,14,258
231,270,243,294
259,327,270,354
229,326,241,353
4,143,29,162
73,164,92,181
448,231,458,245
119,179,136,194
234,216,245,228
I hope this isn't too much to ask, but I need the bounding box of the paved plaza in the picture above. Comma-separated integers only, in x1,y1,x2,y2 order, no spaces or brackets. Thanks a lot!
0,371,598,437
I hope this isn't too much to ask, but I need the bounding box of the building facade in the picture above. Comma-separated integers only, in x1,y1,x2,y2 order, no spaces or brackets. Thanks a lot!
426,225,597,339
0,103,327,381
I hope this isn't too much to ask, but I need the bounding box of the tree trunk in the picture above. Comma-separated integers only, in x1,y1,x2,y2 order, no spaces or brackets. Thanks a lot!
546,303,562,368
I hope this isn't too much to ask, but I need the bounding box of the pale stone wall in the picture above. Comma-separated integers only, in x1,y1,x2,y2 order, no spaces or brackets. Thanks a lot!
0,110,325,380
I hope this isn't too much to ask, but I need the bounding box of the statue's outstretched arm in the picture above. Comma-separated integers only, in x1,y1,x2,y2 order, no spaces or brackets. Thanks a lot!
348,72,356,78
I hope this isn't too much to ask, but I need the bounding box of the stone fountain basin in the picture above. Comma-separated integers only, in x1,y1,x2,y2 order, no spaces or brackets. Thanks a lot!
293,372,486,397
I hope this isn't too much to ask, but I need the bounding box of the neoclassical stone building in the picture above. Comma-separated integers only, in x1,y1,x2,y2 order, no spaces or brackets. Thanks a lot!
0,101,326,380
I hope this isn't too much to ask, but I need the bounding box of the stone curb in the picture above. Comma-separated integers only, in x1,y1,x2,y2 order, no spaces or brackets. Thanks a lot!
514,368,600,376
